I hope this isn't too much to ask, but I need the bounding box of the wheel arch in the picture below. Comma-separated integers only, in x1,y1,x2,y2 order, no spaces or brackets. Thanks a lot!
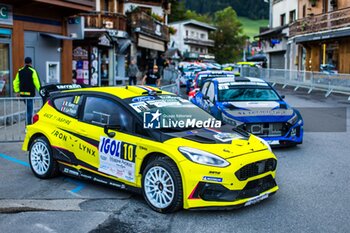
139,152,179,175
27,133,49,150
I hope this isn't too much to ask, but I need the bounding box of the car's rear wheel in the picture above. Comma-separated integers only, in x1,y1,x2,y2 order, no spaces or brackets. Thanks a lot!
142,156,183,213
29,136,58,179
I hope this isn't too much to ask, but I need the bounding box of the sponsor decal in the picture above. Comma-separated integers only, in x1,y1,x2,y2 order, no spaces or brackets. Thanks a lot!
129,102,150,113
244,193,269,206
202,176,223,182
79,143,96,156
52,129,68,142
98,137,136,182
61,101,79,116
209,171,221,175
63,167,80,176
132,96,155,102
139,146,148,151
44,114,71,125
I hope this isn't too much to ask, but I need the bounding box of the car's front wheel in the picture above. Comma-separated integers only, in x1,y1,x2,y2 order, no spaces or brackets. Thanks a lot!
29,136,59,179
142,156,183,213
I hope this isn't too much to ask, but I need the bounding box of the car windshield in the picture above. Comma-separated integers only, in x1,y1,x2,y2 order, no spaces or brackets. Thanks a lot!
197,74,234,87
128,95,218,130
218,85,280,101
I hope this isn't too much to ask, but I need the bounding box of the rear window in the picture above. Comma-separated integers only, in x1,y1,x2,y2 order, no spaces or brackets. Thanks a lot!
53,95,82,117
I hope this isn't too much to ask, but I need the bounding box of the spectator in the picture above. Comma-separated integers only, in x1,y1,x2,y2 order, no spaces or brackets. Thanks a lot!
13,57,41,125
141,65,161,87
127,58,140,85
156,53,167,78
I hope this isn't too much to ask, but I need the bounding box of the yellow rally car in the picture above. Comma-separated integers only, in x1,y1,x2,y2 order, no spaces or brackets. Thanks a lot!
23,84,278,213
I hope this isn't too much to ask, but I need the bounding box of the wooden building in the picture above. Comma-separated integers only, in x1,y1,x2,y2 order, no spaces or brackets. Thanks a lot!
0,0,94,97
74,0,128,86
290,0,350,73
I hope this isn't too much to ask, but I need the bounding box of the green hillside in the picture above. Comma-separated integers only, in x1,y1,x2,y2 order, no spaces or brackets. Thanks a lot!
238,17,269,41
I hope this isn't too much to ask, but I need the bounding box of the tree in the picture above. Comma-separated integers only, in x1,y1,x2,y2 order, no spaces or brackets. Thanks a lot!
169,0,211,23
211,7,247,63
184,10,211,23
168,0,187,23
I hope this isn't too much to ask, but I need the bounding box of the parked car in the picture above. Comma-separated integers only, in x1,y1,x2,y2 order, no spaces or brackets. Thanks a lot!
191,77,304,146
188,71,235,99
23,84,278,213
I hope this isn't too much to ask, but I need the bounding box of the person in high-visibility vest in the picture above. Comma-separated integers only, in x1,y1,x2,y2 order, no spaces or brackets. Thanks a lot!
13,57,41,125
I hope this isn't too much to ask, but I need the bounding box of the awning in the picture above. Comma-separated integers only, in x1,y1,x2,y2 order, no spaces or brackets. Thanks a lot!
294,27,350,43
255,25,288,39
138,34,165,52
40,32,76,40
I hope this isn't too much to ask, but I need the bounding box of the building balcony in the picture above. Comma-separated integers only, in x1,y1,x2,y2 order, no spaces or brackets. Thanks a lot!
184,37,215,47
80,12,127,31
290,7,350,37
128,11,169,42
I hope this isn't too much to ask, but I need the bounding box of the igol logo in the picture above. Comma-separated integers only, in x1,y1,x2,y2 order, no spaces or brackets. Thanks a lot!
99,137,122,157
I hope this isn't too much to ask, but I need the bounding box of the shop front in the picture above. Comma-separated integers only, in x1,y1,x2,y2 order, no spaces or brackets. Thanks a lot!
0,1,93,97
73,33,115,86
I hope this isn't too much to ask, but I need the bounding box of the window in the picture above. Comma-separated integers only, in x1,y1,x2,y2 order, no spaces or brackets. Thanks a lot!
303,5,306,18
289,10,296,23
82,96,132,131
186,30,188,37
201,81,210,94
280,14,286,26
53,95,81,117
206,82,215,102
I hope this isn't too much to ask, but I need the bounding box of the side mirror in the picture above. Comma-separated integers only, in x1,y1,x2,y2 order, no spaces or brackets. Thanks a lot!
104,124,121,138
203,95,210,100
281,95,286,99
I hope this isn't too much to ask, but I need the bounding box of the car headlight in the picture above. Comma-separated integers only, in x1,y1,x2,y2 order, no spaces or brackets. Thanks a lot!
178,147,230,167
287,113,298,125
222,113,243,127
259,138,272,152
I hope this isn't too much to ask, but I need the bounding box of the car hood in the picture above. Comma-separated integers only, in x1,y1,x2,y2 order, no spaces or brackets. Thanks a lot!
162,125,269,159
220,101,295,123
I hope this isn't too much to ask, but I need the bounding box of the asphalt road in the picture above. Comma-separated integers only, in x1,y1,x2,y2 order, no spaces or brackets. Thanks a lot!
0,85,349,233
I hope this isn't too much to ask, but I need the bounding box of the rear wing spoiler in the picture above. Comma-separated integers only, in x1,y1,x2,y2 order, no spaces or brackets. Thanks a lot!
39,84,88,102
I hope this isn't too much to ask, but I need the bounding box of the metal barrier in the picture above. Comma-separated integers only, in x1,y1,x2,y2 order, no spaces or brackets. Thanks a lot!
163,68,180,85
241,67,350,100
161,68,181,95
0,97,42,142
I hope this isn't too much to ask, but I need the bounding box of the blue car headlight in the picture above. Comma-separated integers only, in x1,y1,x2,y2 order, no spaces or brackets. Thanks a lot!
222,113,243,127
287,113,299,125
179,147,230,167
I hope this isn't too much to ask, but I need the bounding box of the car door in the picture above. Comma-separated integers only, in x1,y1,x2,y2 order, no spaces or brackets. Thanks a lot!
78,95,139,184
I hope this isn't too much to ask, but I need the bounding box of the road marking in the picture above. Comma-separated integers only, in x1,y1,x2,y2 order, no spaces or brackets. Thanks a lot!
0,153,30,167
64,177,86,193
0,153,85,193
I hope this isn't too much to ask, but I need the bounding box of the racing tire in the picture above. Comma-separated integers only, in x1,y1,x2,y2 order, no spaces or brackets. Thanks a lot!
29,136,59,179
142,156,183,213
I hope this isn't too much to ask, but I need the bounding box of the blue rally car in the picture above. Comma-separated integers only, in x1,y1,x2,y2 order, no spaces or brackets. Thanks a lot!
191,77,303,146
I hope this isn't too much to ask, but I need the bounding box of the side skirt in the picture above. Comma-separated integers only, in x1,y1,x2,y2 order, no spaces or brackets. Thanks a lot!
58,162,141,194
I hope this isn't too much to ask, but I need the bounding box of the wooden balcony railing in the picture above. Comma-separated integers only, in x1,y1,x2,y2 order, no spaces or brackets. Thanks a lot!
80,12,127,31
129,11,169,41
290,7,350,37
184,37,215,47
